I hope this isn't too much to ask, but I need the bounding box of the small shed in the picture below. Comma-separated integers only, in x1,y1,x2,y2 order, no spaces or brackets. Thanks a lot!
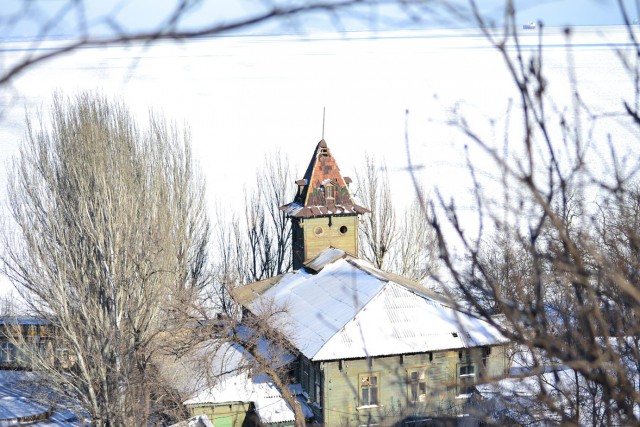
181,342,313,427
185,371,314,427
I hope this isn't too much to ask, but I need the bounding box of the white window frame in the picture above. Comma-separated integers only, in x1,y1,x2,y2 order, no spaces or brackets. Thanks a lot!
359,373,380,407
458,364,476,397
324,184,335,200
0,341,15,363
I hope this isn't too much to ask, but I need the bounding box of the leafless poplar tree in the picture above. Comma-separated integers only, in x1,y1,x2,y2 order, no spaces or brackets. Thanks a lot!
394,195,440,282
356,154,397,270
204,152,293,318
245,152,293,282
356,155,439,283
1,92,209,426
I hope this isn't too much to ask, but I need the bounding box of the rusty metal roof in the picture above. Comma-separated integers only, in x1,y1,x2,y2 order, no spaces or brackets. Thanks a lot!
279,202,368,218
279,140,369,218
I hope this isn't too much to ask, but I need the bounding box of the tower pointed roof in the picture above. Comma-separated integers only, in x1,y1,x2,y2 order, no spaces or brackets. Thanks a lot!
280,140,369,218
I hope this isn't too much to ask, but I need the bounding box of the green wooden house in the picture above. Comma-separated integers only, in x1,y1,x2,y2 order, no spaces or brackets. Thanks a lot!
231,140,509,426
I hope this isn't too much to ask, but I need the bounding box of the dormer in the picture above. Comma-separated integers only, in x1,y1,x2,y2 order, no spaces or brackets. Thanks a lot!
322,179,336,202
318,142,330,157
296,179,307,196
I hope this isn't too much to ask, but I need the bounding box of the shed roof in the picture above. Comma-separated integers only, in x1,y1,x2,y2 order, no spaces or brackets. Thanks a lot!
184,371,314,424
237,248,506,361
183,343,313,424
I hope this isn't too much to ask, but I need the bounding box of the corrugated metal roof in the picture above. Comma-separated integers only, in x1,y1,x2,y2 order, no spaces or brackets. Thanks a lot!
314,282,504,360
0,316,51,326
244,249,506,361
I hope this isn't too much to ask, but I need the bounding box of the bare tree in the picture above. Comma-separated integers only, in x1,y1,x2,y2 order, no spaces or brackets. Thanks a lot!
0,290,18,316
394,193,440,282
1,92,209,426
226,299,307,427
206,209,247,316
245,152,293,282
356,154,397,270
415,2,640,425
209,152,293,296
356,155,438,283
201,153,293,326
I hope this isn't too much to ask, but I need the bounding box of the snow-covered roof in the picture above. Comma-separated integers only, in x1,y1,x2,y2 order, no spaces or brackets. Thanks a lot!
184,371,313,424
168,338,295,404
240,248,506,361
0,370,82,426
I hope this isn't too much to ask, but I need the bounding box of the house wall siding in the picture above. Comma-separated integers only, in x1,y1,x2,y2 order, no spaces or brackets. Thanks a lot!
0,322,68,370
319,345,508,426
188,402,250,427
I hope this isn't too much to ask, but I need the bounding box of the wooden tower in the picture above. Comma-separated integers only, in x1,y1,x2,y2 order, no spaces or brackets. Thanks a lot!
280,140,369,270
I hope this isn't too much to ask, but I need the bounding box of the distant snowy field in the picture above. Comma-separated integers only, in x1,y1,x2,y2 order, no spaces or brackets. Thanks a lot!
0,25,635,297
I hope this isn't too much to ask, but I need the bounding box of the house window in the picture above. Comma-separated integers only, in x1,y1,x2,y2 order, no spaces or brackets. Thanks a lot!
458,364,476,396
360,374,379,406
482,346,491,368
56,346,69,366
409,369,427,403
0,341,15,363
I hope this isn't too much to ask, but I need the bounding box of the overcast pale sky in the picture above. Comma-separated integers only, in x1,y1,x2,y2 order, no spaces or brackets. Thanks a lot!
0,3,636,299
0,0,637,40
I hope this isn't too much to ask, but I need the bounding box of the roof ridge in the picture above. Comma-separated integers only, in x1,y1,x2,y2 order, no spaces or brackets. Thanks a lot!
346,257,453,305
301,140,323,206
312,277,389,361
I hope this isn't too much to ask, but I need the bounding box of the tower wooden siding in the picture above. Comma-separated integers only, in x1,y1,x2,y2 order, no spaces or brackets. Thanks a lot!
293,215,359,269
